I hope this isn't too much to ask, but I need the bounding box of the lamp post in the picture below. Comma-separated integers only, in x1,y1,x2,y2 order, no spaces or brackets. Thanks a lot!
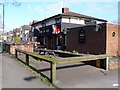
0,3,5,52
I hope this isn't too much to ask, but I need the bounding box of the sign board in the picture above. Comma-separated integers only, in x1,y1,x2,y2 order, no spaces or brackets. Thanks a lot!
79,29,86,43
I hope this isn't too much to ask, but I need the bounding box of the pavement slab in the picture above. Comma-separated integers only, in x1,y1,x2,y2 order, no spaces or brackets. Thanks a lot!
2,53,55,88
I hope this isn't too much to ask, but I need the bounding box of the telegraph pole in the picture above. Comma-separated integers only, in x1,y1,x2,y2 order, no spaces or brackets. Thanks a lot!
0,1,21,53
3,4,4,35
0,3,5,52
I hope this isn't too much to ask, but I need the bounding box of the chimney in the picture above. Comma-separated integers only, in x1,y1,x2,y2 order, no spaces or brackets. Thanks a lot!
62,7,69,13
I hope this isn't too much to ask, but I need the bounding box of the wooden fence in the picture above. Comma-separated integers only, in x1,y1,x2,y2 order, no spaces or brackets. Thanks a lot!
15,48,111,84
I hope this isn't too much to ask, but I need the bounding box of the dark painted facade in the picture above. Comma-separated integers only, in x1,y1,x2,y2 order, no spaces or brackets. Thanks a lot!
66,24,106,54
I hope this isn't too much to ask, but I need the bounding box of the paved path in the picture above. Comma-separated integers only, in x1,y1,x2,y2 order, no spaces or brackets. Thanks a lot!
2,53,54,88
55,64,119,88
18,53,119,88
0,53,2,89
1,52,119,89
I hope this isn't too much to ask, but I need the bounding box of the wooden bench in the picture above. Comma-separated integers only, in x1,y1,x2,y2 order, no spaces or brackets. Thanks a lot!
35,49,56,56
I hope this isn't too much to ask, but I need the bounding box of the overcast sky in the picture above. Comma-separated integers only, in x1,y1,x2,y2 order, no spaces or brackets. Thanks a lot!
0,0,119,32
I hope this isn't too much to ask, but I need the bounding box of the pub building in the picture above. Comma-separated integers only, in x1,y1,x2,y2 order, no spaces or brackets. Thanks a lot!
31,7,109,55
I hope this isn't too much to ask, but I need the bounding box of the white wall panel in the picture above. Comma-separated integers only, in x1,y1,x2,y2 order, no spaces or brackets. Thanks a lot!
62,18,69,23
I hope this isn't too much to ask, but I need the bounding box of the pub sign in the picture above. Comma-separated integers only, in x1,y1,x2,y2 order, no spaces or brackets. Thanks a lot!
79,29,86,43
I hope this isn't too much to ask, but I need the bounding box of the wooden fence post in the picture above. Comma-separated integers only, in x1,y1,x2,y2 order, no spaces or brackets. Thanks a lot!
15,49,18,58
26,54,29,66
96,59,100,68
106,57,109,70
50,62,56,83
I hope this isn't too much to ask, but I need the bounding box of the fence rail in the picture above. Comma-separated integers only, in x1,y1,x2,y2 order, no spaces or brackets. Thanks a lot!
15,48,57,83
15,48,111,84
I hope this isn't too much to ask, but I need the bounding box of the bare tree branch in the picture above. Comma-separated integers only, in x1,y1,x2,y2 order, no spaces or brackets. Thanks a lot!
1,0,21,7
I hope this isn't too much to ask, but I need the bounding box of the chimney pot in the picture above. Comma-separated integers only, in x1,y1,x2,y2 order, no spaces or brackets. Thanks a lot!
62,7,69,13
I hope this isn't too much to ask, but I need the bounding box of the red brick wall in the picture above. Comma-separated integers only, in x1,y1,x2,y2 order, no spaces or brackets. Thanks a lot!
66,24,106,54
106,23,119,56
9,44,33,54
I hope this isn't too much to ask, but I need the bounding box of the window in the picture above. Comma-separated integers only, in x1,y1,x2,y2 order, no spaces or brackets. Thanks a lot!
55,18,61,24
42,23,46,27
69,18,70,23
85,20,96,25
85,20,91,24
32,27,34,32
43,37,46,45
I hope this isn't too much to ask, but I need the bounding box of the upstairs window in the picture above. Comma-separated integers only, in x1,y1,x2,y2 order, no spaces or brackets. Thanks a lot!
85,20,91,24
85,20,96,25
55,18,61,24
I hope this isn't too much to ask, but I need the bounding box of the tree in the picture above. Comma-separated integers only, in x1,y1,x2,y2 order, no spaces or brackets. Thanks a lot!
14,35,20,44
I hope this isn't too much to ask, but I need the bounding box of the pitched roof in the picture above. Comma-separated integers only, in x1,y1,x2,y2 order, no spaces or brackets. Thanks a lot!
61,11,107,22
21,25,31,30
31,10,107,26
